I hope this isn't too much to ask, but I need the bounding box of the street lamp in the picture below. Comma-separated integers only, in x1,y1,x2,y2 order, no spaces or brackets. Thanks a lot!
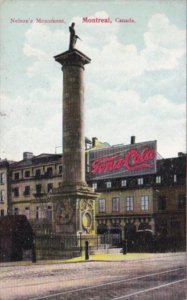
78,231,82,255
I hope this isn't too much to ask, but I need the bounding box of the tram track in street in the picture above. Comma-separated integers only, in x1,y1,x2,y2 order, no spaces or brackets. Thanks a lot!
28,267,186,300
0,253,186,300
111,278,186,300
0,266,185,290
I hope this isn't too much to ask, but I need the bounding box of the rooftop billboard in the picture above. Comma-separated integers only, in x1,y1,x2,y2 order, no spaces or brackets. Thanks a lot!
88,140,157,180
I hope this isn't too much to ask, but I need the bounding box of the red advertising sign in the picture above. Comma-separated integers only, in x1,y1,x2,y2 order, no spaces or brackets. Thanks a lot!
89,141,157,179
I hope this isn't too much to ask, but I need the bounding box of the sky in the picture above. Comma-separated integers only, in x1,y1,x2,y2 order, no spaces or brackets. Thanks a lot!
0,0,186,161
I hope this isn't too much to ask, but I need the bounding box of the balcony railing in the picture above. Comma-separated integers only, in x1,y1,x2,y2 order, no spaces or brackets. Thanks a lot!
33,192,46,198
23,191,30,196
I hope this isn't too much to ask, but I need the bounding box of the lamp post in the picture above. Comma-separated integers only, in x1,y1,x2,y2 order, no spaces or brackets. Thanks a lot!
78,231,82,255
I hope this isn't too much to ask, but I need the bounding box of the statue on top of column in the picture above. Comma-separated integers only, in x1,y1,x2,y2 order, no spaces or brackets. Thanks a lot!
69,22,81,50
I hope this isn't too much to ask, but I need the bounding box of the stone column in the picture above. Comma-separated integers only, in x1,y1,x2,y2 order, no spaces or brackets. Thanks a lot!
54,49,91,186
53,49,99,236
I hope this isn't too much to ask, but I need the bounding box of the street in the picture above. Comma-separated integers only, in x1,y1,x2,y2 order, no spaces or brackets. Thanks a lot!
0,253,186,300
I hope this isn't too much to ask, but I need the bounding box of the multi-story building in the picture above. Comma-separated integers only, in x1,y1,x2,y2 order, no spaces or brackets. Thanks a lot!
153,155,186,242
10,152,63,230
0,159,11,216
87,145,186,247
8,138,106,232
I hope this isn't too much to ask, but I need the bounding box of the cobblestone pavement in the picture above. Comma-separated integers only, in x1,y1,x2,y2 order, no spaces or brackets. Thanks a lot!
0,253,186,300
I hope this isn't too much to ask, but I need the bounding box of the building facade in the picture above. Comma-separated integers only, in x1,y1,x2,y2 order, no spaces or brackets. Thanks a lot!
0,160,11,217
88,152,186,246
10,152,63,231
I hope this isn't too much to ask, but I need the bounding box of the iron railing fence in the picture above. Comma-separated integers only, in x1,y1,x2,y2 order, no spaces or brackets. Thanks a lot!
0,232,122,262
0,231,186,263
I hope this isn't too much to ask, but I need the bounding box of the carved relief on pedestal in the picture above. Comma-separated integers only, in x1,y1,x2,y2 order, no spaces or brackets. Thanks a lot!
55,199,74,225
79,199,94,233
79,199,94,211
82,211,92,232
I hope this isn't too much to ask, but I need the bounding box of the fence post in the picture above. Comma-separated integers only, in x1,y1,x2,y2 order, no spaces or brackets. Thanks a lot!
32,234,36,263
104,233,106,249
123,239,128,255
79,232,82,255
85,241,89,260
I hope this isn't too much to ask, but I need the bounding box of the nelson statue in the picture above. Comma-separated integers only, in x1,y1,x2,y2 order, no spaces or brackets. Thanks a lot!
69,22,82,50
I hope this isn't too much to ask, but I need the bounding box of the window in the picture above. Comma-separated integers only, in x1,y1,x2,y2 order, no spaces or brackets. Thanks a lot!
178,194,185,210
37,207,44,219
59,166,63,174
24,186,30,196
25,170,30,178
106,181,111,188
126,197,134,211
121,180,127,187
25,207,30,219
156,176,161,184
0,209,4,216
92,183,97,190
0,173,5,185
138,178,143,185
14,187,19,197
35,169,41,177
158,196,166,210
36,206,44,220
58,182,62,187
46,167,53,176
141,196,149,210
174,174,177,183
171,217,180,230
0,190,5,202
36,184,42,194
14,172,20,180
47,183,53,193
14,207,19,215
99,199,105,213
112,197,119,212
47,206,52,220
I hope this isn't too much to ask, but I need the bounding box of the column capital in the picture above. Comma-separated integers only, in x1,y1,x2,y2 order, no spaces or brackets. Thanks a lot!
54,49,91,69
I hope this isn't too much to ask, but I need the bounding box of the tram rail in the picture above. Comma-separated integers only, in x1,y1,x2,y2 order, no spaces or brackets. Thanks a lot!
28,267,186,300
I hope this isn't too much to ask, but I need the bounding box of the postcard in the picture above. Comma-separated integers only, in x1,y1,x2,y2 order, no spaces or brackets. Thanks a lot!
0,0,186,299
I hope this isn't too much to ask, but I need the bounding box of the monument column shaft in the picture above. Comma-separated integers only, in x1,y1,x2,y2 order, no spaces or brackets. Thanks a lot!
63,64,85,185
53,47,98,236
54,49,91,187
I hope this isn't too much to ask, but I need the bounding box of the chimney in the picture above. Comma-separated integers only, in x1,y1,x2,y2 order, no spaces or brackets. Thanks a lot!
130,136,136,145
23,152,34,160
92,137,98,148
178,152,186,157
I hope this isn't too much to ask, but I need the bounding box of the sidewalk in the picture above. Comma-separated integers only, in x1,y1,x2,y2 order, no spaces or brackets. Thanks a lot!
0,252,184,267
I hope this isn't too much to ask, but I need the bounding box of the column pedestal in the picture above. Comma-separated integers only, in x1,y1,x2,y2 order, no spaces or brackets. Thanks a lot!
52,186,98,235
